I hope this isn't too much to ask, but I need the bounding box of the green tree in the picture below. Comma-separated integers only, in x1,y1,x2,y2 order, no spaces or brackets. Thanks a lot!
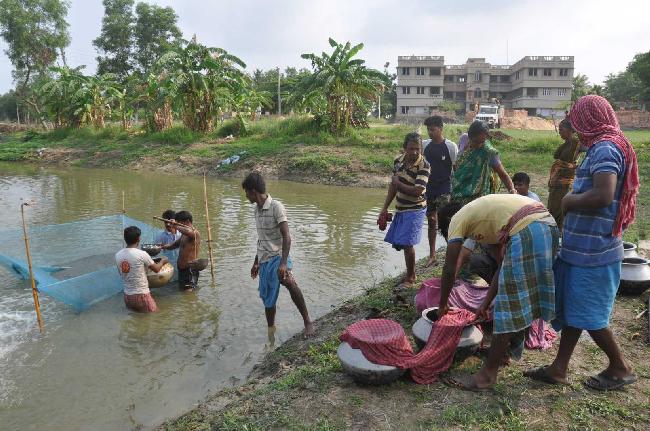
628,51,650,102
0,0,70,124
572,73,590,101
133,2,181,76
295,38,389,133
0,90,19,121
156,39,248,132
93,0,135,79
604,70,643,102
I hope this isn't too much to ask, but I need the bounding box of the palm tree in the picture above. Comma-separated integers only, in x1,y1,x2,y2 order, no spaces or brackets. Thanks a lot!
294,38,389,133
156,39,247,132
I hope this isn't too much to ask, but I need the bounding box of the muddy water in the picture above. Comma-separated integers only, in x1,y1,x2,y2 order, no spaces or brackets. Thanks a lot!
0,163,436,430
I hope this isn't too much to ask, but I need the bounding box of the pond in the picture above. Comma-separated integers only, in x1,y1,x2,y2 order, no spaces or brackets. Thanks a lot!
0,163,436,430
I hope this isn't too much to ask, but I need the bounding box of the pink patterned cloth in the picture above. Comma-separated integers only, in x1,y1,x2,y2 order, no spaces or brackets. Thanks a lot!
414,277,557,350
340,309,476,384
569,95,639,236
124,293,158,313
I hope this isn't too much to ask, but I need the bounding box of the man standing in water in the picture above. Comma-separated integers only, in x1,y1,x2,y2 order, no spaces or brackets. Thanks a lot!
422,116,458,267
242,171,315,337
161,210,201,291
116,226,169,313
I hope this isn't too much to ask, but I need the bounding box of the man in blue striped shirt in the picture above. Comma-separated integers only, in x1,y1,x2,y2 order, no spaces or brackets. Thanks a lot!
525,96,638,391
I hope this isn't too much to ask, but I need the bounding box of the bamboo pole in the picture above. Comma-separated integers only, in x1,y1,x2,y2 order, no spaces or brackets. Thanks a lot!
122,191,125,214
203,173,216,284
20,202,44,333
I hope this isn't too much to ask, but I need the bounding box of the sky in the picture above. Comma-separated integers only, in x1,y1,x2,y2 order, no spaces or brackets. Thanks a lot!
1,0,649,93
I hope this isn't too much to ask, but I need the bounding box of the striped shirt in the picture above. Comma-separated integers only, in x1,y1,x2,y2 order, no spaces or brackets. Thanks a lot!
393,154,430,212
254,195,288,263
559,141,625,266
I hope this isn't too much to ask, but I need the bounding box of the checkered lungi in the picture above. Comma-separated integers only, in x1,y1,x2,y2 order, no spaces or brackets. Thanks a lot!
493,221,559,334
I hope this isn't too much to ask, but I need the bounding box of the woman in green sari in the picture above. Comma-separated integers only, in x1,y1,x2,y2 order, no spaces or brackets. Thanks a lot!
452,121,515,205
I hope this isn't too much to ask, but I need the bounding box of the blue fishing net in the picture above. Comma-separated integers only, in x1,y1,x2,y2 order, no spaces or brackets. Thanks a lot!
0,215,172,311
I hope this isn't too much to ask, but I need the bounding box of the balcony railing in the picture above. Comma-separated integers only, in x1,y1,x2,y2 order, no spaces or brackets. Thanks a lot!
398,56,443,61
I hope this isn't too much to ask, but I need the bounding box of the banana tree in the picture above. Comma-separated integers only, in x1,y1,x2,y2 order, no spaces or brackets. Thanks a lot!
295,38,389,133
156,39,247,132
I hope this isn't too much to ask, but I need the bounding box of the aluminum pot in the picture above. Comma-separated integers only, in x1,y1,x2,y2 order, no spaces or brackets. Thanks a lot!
337,342,405,385
412,307,483,360
147,259,174,288
619,257,650,295
623,241,639,258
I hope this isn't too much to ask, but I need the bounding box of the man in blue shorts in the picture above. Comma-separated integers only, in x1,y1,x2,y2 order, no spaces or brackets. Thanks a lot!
243,171,315,338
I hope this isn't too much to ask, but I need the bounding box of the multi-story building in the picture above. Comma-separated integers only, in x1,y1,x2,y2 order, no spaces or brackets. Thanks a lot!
396,55,574,119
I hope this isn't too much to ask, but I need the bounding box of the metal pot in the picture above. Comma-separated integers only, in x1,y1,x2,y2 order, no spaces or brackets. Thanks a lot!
141,244,161,257
337,342,405,385
623,241,639,258
412,307,483,359
619,257,650,296
146,259,174,288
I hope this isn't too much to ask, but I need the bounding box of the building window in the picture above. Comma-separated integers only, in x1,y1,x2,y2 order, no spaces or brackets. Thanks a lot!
416,67,425,75
543,68,552,77
416,86,425,94
402,86,410,94
558,88,567,96
474,71,481,82
528,68,538,77
500,75,510,82
401,106,409,114
515,71,520,80
429,67,441,76
429,87,440,96
490,75,498,83
527,88,538,97
455,92,465,100
542,88,551,96
559,68,569,77
474,88,482,99
444,91,454,99
401,67,410,75
458,76,466,82
444,75,454,82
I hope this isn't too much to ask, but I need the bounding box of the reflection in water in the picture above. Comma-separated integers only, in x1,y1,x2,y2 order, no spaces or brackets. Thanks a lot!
0,163,435,430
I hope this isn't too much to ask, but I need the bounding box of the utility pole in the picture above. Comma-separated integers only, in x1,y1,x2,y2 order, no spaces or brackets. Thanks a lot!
277,67,282,116
378,94,381,119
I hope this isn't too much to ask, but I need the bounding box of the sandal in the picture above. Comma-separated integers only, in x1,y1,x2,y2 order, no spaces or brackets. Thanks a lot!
523,365,568,385
584,373,637,391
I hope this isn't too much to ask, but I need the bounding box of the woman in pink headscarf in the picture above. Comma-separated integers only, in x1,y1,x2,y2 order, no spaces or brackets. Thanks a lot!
525,95,639,391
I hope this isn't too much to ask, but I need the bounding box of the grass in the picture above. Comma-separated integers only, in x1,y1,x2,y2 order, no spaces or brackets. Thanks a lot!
2,117,650,237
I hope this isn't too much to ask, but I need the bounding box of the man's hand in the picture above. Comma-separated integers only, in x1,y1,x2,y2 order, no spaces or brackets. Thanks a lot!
160,256,169,265
561,192,573,214
438,303,450,318
277,262,288,281
250,262,259,279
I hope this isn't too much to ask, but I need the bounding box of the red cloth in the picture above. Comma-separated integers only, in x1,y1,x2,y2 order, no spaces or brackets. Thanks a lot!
124,293,158,313
525,318,557,350
376,212,393,231
415,277,557,350
569,95,639,236
340,309,476,384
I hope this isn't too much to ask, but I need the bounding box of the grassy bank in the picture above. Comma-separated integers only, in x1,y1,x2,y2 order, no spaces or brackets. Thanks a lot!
161,255,650,431
1,117,649,240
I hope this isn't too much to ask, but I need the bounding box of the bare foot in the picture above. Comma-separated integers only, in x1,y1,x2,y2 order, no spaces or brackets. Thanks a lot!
425,256,438,267
303,321,315,338
444,372,494,392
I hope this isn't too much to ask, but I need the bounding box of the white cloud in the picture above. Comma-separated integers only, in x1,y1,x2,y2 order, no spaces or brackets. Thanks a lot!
0,0,648,92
